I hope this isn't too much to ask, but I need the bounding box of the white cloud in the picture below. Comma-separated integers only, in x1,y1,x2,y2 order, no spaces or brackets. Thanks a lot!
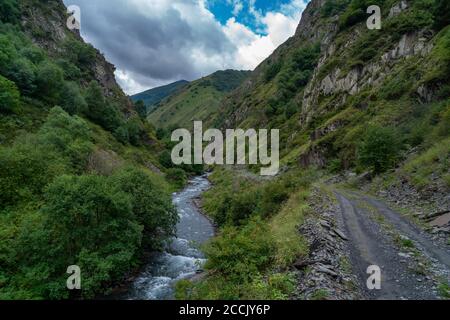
64,0,308,94
222,0,308,70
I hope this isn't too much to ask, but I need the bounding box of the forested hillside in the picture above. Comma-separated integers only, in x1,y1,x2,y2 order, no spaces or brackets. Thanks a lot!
176,0,450,300
0,0,179,299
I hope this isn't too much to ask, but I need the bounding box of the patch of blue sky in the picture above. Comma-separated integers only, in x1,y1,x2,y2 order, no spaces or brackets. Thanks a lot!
206,0,300,35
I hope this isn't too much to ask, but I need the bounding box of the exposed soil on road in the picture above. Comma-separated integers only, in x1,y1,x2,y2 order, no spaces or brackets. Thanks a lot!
334,190,450,300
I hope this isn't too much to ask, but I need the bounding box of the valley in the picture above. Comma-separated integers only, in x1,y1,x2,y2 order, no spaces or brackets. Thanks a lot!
0,0,449,301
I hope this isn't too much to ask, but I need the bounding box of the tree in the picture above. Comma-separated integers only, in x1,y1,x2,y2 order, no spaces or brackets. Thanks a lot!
166,168,187,189
41,174,142,298
0,0,20,24
134,100,147,119
35,61,64,103
84,81,125,131
125,116,143,145
60,82,87,115
84,80,106,119
0,74,20,113
433,0,450,30
111,167,178,249
357,126,403,174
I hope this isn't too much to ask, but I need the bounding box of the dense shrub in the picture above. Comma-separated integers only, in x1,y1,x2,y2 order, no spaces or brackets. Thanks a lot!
84,81,125,132
60,81,87,115
134,100,147,119
203,218,275,282
63,38,96,67
110,167,178,250
0,74,20,113
385,9,434,36
321,0,351,17
40,174,142,298
38,107,94,171
35,61,64,104
166,168,187,189
0,137,69,206
264,61,282,83
158,150,173,168
357,125,403,173
7,57,36,94
433,0,450,30
0,0,20,24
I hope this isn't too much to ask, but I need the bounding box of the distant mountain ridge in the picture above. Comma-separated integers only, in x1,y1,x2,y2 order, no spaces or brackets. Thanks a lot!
131,80,189,112
148,69,250,129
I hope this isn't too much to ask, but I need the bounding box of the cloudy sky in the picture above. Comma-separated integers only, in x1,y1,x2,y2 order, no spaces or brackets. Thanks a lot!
63,0,310,95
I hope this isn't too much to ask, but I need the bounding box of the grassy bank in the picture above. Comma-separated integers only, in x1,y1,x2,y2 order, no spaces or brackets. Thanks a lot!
176,168,317,300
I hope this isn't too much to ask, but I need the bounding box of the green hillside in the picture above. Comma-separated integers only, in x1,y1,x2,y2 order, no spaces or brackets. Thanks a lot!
216,0,450,188
148,70,250,130
131,80,189,112
175,0,450,300
0,0,179,299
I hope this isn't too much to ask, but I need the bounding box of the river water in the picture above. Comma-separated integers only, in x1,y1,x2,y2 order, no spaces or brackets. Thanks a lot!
124,175,215,300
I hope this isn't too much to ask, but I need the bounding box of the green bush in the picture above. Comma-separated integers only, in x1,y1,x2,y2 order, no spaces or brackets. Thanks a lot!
433,0,450,30
63,38,96,67
321,0,351,17
134,100,147,119
0,107,95,206
203,218,275,282
38,107,94,171
125,116,143,146
264,61,282,82
84,81,125,131
40,174,142,298
110,167,178,250
0,137,69,207
0,0,20,24
258,181,290,219
35,61,64,103
357,125,403,173
385,9,434,36
60,82,87,115
158,150,173,168
166,168,187,188
0,74,20,113
7,57,36,94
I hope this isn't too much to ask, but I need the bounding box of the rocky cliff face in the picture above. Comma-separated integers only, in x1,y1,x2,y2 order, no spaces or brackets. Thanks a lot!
217,0,449,173
19,0,129,105
301,1,436,126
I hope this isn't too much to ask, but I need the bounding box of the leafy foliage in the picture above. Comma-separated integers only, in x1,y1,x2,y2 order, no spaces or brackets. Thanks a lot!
358,126,403,173
0,0,20,24
204,218,275,282
0,74,20,113
321,0,351,18
433,0,450,30
339,0,385,29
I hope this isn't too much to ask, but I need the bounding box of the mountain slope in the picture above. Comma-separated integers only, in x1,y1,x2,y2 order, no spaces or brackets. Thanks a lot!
0,0,178,299
175,0,450,300
216,0,450,192
131,80,189,112
148,70,250,129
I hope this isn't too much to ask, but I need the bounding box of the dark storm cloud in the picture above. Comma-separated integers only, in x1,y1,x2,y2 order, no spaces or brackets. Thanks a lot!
63,0,238,93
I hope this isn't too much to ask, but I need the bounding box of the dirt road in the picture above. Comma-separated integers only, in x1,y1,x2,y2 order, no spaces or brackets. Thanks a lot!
334,190,450,300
